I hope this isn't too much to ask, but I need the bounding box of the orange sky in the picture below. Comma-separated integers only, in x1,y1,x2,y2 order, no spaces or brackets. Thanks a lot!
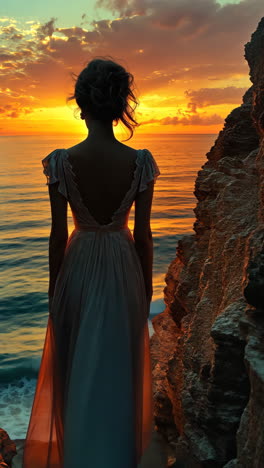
0,0,263,137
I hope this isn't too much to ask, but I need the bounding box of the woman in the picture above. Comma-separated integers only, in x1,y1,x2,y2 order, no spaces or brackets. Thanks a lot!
22,56,160,468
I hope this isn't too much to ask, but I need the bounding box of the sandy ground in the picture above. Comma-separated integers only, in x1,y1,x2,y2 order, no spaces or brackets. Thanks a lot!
12,428,169,468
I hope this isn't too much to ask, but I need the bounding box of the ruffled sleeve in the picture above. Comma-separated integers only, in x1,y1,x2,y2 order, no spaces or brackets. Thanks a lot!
42,149,68,199
138,149,161,192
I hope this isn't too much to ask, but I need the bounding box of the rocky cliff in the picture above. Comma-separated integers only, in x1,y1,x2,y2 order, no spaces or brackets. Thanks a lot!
150,17,264,468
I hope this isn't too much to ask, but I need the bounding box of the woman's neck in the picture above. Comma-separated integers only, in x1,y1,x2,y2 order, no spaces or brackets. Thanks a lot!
85,119,117,142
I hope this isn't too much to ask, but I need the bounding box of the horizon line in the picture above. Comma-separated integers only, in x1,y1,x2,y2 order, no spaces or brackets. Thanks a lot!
0,132,219,137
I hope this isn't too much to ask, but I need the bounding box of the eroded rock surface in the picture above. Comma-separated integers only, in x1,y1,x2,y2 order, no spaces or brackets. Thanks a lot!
0,428,17,467
150,17,264,468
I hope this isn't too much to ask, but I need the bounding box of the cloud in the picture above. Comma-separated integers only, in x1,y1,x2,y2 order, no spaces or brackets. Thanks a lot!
96,0,146,17
36,18,56,39
185,86,248,112
141,112,223,126
0,103,33,118
0,1,263,128
1,24,24,41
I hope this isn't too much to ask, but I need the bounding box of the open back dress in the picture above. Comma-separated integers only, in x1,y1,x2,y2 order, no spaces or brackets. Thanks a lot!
22,147,160,468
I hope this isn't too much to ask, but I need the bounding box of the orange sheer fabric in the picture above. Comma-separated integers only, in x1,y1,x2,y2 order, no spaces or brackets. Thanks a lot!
22,317,63,468
22,316,153,468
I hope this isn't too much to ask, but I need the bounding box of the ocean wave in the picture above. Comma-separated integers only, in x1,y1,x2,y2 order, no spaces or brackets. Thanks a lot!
0,376,37,439
0,355,41,383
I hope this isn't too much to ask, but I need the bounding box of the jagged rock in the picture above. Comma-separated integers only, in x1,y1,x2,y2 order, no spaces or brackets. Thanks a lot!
236,314,264,466
244,251,264,310
150,309,179,439
0,428,17,467
150,16,264,468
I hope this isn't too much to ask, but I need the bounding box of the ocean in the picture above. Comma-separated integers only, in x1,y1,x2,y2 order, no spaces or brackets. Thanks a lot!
0,133,217,439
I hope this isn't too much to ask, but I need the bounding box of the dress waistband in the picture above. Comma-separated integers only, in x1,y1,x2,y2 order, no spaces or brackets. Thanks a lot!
75,225,130,233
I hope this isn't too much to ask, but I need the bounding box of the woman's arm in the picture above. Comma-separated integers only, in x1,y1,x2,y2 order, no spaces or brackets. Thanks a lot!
133,180,154,305
47,182,68,299
133,233,153,303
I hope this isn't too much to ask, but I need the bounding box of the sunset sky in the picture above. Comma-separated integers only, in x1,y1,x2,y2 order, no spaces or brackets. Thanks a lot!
1,0,263,137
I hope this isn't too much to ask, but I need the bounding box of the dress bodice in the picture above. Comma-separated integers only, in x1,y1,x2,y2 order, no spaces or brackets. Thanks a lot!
42,148,160,233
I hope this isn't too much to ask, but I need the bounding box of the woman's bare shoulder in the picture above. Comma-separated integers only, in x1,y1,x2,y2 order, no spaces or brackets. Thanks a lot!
65,140,138,162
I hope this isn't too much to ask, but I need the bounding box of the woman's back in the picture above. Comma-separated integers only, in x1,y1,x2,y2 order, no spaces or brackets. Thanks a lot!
66,140,139,225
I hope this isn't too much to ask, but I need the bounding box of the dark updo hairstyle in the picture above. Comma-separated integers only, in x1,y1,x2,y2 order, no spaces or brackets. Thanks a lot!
68,56,140,141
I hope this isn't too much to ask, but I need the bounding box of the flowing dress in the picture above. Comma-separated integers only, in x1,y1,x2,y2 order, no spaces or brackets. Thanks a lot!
22,147,161,468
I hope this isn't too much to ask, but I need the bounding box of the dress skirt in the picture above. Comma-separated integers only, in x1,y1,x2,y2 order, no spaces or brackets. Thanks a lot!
22,226,153,468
